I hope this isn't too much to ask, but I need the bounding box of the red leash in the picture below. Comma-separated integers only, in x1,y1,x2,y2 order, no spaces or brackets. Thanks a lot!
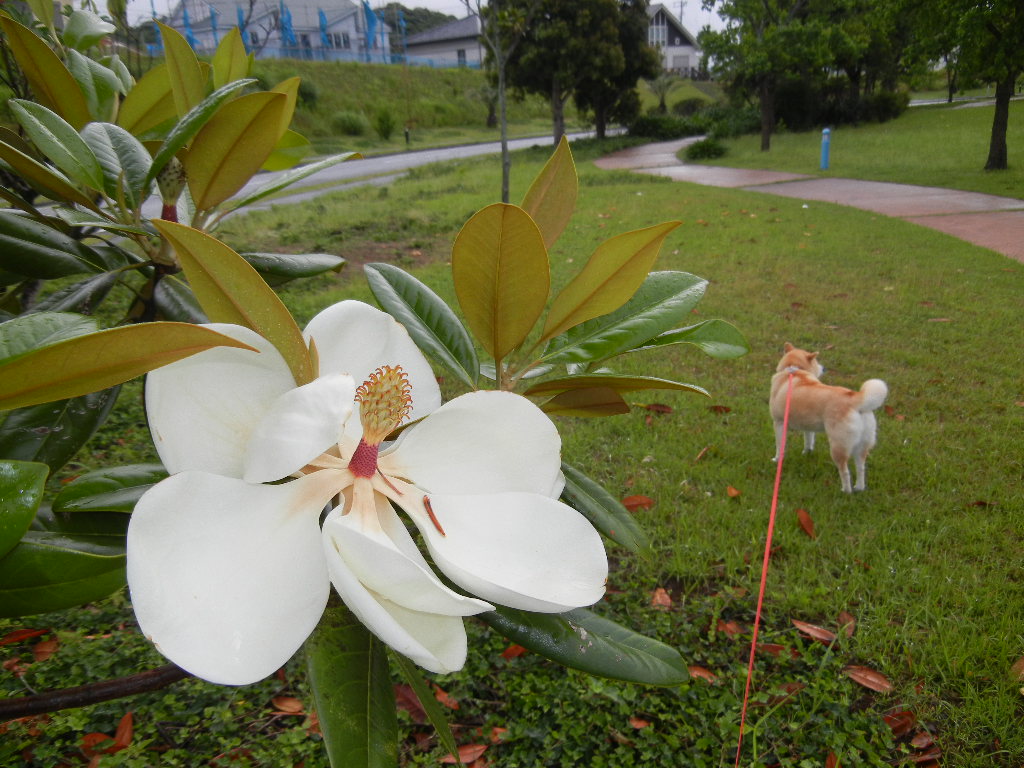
734,370,795,767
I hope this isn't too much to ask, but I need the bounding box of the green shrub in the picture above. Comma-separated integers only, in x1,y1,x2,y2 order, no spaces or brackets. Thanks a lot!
297,79,319,109
672,97,707,117
331,109,370,136
629,113,707,140
684,137,727,160
374,108,396,141
703,103,761,138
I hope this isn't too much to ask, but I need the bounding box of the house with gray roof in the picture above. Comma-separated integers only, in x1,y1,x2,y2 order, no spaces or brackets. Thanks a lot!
403,14,482,68
647,4,701,76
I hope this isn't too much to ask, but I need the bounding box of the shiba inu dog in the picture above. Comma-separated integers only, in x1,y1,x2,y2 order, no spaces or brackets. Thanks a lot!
770,343,888,493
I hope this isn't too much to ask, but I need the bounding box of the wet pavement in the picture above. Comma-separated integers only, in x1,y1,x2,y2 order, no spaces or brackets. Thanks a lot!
594,138,1024,262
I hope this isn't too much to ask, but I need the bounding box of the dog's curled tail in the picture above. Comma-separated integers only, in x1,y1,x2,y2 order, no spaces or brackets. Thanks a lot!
857,379,888,413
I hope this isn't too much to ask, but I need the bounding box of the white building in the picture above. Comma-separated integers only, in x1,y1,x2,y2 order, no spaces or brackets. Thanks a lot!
403,14,482,69
164,0,391,62
647,3,701,76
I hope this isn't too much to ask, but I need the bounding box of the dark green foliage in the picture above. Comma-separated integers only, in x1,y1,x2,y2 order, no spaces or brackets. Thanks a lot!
374,109,397,141
297,79,319,109
331,109,370,137
671,97,707,118
629,114,707,140
775,78,909,130
684,137,727,160
381,3,455,38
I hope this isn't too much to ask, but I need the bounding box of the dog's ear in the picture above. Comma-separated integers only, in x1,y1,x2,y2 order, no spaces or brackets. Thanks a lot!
783,342,794,352
809,352,818,360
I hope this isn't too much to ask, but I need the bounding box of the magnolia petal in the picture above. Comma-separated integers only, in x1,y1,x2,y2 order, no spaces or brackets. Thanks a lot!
243,374,356,483
145,324,294,477
322,500,491,617
127,470,342,685
382,391,562,496
304,300,441,424
323,530,468,673
397,490,608,613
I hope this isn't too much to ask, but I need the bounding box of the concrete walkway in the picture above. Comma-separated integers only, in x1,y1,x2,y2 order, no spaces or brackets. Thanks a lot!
594,138,1024,262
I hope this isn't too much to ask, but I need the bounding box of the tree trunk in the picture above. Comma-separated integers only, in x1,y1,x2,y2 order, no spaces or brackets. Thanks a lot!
551,76,565,144
594,102,607,140
497,54,511,203
984,71,1015,170
759,77,775,152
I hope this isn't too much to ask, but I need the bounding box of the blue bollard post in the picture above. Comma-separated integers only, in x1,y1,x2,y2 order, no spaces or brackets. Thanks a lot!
820,128,831,170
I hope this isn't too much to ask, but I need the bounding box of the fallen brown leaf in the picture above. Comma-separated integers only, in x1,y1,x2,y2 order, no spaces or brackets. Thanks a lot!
708,404,731,414
844,665,893,693
694,445,712,462
717,619,744,637
394,684,427,723
911,731,935,749
650,587,673,609
792,619,836,645
32,638,59,662
883,710,916,738
441,744,488,764
434,684,459,710
270,696,304,714
826,752,840,768
501,644,527,660
628,716,650,729
641,403,673,414
1011,656,1024,681
621,494,654,511
796,508,816,539
837,611,856,638
687,665,718,683
726,485,741,498
0,628,48,646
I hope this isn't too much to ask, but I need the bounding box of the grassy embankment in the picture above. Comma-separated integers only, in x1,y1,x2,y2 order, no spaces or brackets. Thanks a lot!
2,84,1022,767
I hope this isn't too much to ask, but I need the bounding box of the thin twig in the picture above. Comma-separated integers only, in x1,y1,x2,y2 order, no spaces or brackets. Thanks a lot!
0,664,191,720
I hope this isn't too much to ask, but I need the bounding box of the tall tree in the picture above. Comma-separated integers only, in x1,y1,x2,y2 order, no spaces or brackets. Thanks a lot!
699,0,837,151
917,0,1024,170
574,0,662,138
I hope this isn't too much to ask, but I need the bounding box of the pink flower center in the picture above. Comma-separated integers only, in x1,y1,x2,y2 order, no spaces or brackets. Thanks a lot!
347,365,413,477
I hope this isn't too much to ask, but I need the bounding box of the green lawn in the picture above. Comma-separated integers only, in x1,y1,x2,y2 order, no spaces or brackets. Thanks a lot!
2,136,1022,766
696,100,1024,199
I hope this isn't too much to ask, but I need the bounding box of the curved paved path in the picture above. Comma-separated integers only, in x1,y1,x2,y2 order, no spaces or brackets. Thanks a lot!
594,138,1024,262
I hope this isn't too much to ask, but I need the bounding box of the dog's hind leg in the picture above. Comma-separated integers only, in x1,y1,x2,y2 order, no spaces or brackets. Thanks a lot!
852,413,878,491
830,443,853,493
803,431,816,453
772,420,785,462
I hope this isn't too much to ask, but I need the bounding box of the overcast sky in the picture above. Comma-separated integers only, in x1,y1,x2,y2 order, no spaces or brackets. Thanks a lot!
129,0,723,34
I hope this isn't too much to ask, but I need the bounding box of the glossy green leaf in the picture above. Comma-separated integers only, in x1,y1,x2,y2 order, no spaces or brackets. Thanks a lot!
25,0,55,28
9,100,105,192
390,652,459,762
452,203,549,363
0,322,257,410
153,274,208,323
0,312,98,361
478,607,689,685
183,92,288,211
525,373,708,398
0,460,48,560
521,134,577,249
541,221,680,343
62,9,116,51
80,122,153,209
158,21,207,118
633,318,750,359
0,17,91,129
34,505,130,538
541,271,708,365
262,129,313,172
0,212,115,278
117,63,177,136
305,599,397,768
0,387,120,473
29,272,121,315
145,78,256,185
102,53,134,94
54,464,167,514
0,139,100,210
225,151,358,211
211,27,251,89
153,220,312,385
539,387,630,418
66,49,121,123
561,462,650,552
365,262,479,389
242,252,345,284
0,531,125,618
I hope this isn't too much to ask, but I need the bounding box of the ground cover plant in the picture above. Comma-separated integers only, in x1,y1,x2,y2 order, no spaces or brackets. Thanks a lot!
692,100,1024,199
2,139,1023,767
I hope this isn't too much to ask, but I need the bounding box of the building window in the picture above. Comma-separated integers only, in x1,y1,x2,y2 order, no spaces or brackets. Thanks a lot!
649,11,667,48
250,31,259,45
457,48,466,66
342,31,350,48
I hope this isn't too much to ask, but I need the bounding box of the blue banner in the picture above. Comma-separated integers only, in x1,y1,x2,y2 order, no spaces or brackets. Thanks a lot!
210,6,219,46
279,1,298,47
362,0,376,57
318,8,330,47
182,4,199,48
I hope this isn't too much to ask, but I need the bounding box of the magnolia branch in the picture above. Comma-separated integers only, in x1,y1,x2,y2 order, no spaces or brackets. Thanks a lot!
0,664,191,720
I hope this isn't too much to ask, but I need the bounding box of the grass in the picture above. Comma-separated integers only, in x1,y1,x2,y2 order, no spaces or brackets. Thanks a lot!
3,132,1023,765
690,100,1024,199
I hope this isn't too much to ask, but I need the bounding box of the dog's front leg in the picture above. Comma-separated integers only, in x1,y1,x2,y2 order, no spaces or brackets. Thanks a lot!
772,420,785,462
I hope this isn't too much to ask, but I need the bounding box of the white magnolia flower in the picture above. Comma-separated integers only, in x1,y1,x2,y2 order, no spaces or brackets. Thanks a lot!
127,300,608,685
